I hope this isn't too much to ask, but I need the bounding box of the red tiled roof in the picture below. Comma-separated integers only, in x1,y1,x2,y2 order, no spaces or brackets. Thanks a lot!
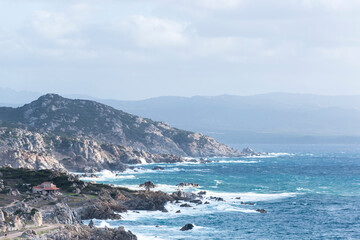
33,186,42,189
43,187,59,190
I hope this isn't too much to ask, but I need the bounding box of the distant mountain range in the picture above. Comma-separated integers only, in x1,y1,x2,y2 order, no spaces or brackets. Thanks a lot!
97,93,360,144
1,88,360,144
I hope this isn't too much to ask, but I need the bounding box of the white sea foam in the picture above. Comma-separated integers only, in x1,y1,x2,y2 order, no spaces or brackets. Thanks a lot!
122,167,181,175
118,183,199,193
217,159,260,164
79,170,136,182
204,190,298,202
96,220,112,228
247,152,295,158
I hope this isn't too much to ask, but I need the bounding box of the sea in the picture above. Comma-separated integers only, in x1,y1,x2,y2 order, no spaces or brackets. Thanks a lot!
81,144,360,240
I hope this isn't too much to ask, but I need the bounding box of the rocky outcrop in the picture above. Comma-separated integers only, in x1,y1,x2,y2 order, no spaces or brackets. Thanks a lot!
0,127,183,172
33,225,137,240
123,191,173,212
171,190,197,201
0,202,32,232
42,203,82,225
0,94,244,157
78,202,123,220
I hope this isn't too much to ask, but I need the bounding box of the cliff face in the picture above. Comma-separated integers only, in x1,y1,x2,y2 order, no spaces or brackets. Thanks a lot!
0,94,241,157
0,128,183,172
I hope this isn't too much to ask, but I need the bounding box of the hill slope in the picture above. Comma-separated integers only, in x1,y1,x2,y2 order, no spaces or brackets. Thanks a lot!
0,94,241,157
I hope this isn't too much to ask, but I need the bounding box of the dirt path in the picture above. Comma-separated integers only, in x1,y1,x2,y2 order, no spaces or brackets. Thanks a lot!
0,224,63,239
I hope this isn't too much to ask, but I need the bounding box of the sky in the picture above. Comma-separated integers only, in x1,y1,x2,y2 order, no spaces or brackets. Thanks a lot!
0,0,360,100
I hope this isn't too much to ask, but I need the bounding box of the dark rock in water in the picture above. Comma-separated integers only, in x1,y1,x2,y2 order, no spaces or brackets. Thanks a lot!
204,201,210,204
152,166,165,171
175,200,181,204
241,201,255,205
176,210,181,213
256,209,267,213
190,199,202,204
180,223,194,231
156,225,160,228
198,191,207,195
139,181,156,191
235,197,241,199
180,203,192,208
200,159,212,164
210,196,225,202
88,219,95,228
177,182,199,188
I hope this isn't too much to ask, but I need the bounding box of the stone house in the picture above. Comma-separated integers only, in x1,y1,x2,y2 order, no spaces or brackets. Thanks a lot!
32,182,60,194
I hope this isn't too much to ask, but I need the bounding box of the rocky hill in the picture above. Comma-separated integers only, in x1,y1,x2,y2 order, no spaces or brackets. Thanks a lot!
0,127,183,172
0,94,242,157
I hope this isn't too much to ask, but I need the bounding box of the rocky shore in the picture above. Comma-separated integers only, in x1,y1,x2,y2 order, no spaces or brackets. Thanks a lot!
0,167,187,239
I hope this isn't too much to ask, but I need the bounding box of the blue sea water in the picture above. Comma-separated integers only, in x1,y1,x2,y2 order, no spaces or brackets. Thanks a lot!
82,144,360,240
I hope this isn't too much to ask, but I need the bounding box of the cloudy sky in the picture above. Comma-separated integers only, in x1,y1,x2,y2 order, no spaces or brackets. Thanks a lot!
0,0,359,100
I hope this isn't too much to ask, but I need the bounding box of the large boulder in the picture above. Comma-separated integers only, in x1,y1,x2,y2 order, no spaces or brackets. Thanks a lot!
171,191,197,201
32,211,43,227
42,203,81,225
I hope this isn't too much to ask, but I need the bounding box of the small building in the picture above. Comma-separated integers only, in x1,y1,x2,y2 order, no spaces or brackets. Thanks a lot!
32,182,60,195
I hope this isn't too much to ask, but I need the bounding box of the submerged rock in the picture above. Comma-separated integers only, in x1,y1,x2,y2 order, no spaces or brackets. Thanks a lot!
209,196,225,202
190,199,202,204
256,209,267,213
177,182,199,188
180,203,192,208
152,166,165,171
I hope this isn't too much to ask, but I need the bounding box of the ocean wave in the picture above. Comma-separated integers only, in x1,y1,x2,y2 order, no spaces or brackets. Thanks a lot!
204,190,299,202
120,201,257,222
123,167,181,175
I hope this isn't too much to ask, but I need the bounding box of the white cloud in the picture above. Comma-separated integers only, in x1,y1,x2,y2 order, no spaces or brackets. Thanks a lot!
195,0,243,10
123,15,189,47
32,11,77,39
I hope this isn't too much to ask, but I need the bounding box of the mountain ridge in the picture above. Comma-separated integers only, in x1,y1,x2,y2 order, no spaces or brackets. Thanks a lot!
0,94,242,157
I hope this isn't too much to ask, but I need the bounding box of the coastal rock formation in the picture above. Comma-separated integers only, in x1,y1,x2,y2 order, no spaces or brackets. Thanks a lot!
0,127,183,172
171,190,197,201
0,94,245,157
78,202,123,220
33,225,137,240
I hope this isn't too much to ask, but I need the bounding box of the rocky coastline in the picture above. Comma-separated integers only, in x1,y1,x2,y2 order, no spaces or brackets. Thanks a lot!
0,167,268,239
